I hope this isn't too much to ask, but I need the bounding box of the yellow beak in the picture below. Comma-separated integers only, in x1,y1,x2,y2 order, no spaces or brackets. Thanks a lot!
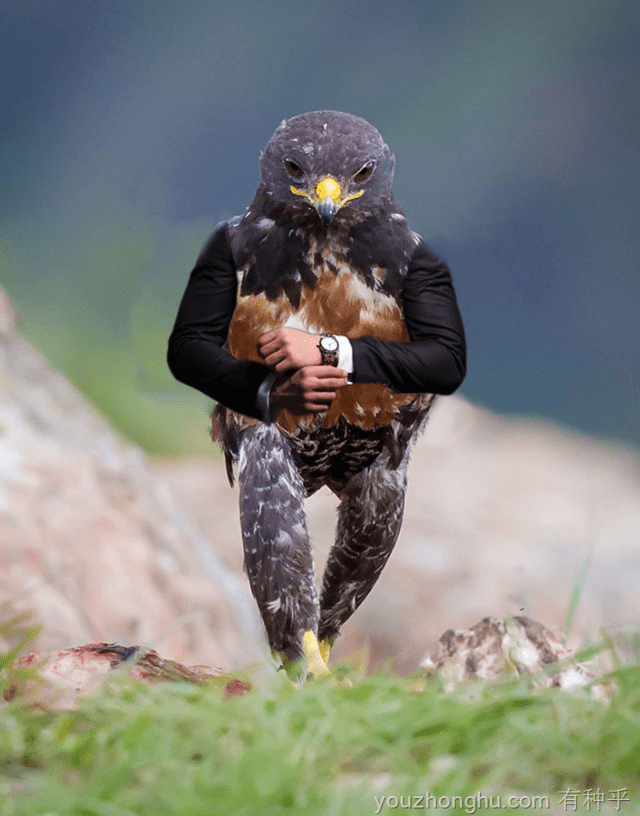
315,176,342,206
290,175,364,222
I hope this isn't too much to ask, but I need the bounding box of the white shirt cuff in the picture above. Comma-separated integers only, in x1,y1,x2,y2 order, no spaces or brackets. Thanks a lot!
335,335,354,383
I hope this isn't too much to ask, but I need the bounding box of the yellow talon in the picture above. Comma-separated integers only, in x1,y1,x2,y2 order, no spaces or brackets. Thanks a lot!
276,632,333,684
302,630,331,678
319,638,332,666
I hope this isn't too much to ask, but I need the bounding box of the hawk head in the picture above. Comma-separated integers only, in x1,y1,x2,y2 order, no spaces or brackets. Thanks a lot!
231,110,413,306
258,110,396,223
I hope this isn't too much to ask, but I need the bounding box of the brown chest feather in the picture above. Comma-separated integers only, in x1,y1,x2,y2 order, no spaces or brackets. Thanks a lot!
226,250,427,433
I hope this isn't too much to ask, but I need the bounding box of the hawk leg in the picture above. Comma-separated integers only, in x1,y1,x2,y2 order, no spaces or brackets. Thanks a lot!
237,424,326,675
318,448,409,650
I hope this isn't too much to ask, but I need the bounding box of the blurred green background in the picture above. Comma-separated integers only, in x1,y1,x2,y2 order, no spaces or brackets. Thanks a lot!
2,0,638,455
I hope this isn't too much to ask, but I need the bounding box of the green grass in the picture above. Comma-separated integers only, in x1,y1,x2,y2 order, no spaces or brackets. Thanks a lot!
2,619,640,815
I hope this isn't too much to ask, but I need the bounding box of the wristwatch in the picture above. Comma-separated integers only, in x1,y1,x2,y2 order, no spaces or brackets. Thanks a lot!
317,333,339,366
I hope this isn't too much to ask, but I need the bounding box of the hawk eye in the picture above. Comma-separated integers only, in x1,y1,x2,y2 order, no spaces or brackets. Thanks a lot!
353,161,375,184
283,158,305,179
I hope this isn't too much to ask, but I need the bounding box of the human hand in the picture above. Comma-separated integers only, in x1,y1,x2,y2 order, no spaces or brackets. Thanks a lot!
259,327,322,371
269,366,348,415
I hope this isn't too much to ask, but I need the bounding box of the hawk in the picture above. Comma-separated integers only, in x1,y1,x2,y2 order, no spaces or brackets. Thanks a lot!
168,111,466,680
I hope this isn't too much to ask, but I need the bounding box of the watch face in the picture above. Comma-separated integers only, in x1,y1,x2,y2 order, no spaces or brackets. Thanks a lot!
321,335,339,353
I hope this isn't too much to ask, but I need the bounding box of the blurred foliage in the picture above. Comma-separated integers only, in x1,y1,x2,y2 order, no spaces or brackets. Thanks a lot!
3,201,217,456
3,0,640,449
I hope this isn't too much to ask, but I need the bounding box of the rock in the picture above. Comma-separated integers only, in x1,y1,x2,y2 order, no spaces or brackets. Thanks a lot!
0,287,18,335
3,643,251,711
2,618,598,713
0,285,262,670
421,615,597,692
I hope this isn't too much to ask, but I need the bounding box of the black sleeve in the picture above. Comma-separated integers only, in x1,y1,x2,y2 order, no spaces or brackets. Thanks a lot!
167,223,271,419
350,240,466,394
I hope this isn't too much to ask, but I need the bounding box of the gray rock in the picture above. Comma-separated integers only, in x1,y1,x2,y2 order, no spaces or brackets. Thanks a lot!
0,286,262,669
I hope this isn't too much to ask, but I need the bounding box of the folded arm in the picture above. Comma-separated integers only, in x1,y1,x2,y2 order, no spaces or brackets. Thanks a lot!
350,240,466,394
167,224,271,420
168,227,466,422
167,224,348,420
255,240,467,396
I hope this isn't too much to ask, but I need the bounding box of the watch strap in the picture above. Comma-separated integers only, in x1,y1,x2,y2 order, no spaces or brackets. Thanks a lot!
318,333,339,366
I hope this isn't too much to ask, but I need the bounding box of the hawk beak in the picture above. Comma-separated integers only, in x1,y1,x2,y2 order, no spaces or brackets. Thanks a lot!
314,176,342,223
317,193,339,222
290,175,364,222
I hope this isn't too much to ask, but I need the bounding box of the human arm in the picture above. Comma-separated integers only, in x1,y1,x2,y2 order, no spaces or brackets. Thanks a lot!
349,240,466,394
167,224,348,419
167,224,274,420
259,328,353,376
256,240,466,396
